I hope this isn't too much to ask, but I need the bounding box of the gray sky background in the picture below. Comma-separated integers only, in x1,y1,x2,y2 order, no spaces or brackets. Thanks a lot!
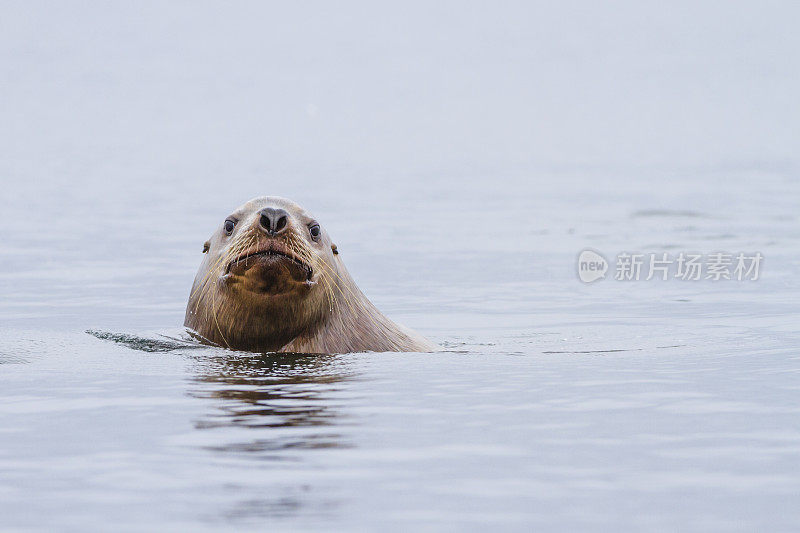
2,1,797,186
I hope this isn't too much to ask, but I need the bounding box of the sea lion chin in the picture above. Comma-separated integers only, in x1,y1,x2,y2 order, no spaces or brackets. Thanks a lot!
225,240,313,295
184,196,437,354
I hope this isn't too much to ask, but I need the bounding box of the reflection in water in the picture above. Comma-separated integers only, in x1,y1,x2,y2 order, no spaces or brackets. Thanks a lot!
0,355,28,364
189,352,355,456
188,352,355,523
220,492,341,524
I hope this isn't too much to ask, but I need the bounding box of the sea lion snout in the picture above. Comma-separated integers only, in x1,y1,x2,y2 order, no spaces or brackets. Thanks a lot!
258,207,290,235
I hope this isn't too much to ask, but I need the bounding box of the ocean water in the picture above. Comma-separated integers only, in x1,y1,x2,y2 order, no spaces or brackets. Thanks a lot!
1,2,799,531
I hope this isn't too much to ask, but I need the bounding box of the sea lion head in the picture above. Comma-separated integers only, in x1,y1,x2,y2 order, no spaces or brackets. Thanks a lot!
185,196,338,351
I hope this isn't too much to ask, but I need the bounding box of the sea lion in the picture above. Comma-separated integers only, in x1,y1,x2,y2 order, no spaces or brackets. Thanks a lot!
185,196,436,354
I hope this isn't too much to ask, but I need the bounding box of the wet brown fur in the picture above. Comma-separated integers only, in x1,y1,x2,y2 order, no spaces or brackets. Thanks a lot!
185,196,436,354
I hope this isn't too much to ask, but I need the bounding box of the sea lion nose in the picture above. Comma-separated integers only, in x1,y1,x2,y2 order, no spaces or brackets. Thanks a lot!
259,207,289,235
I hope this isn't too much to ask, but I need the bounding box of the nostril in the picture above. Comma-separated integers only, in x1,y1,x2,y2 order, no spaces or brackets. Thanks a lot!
258,208,290,234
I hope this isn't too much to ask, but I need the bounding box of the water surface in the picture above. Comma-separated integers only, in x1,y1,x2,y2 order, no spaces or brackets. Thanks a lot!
2,2,800,531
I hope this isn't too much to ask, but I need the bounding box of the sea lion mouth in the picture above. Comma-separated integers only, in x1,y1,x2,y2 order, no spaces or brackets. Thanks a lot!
227,246,313,281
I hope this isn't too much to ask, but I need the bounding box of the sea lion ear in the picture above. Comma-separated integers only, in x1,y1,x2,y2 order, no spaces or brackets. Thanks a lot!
202,241,210,253
331,244,339,255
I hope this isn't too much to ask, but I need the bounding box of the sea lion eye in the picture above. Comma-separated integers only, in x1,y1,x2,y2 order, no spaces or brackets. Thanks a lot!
309,224,320,239
224,219,236,235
